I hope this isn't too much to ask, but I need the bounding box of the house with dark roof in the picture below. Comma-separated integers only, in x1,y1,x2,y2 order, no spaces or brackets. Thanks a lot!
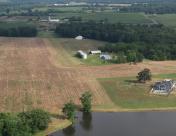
151,79,175,95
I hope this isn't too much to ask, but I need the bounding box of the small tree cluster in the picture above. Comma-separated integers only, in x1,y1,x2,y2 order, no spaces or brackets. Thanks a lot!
80,91,92,113
62,91,92,122
137,68,152,83
62,101,76,123
0,109,50,136
18,109,51,133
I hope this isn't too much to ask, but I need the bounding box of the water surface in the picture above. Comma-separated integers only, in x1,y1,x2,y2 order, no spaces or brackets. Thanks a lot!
50,112,176,136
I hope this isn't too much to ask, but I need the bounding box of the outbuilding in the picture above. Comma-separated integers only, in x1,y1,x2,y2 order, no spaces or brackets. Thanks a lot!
77,50,87,59
89,50,101,54
100,54,112,60
75,36,83,40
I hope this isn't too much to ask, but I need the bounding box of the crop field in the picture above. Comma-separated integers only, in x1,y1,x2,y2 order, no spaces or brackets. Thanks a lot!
1,38,176,112
149,14,176,29
56,12,152,24
0,37,111,112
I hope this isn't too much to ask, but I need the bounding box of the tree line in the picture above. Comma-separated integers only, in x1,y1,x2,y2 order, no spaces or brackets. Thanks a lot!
99,42,176,62
0,109,50,136
55,21,176,61
0,24,37,37
55,21,176,44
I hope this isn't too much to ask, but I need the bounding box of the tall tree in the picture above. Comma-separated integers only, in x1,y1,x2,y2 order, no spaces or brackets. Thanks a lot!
62,101,76,123
80,91,92,113
137,68,152,83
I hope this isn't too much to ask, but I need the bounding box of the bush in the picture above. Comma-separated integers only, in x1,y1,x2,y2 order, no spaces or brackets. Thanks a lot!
0,114,32,136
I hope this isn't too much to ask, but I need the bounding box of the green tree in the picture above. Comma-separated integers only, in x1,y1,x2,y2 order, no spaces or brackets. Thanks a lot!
137,68,152,83
18,109,51,133
6,9,10,16
80,91,92,113
126,50,137,62
62,101,76,123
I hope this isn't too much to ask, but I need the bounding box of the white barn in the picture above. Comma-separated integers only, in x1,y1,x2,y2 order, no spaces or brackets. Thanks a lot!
75,36,83,40
77,50,87,59
48,16,60,22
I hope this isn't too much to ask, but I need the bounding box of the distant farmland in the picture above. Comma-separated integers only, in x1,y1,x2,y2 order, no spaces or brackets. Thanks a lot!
56,12,152,24
149,14,176,29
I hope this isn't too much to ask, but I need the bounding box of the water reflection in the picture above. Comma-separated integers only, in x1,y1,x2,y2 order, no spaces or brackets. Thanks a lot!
49,112,176,136
62,125,75,136
80,112,92,131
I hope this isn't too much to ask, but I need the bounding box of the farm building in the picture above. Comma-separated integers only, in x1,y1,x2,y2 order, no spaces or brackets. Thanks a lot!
75,36,83,40
48,16,60,22
77,50,87,59
100,54,112,60
89,50,101,54
151,79,175,95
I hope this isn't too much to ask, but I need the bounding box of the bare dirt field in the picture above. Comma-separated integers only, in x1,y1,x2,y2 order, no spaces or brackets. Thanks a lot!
0,37,176,112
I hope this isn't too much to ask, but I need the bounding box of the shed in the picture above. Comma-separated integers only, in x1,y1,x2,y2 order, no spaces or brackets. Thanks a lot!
100,54,112,60
89,50,101,54
77,50,87,59
75,36,83,40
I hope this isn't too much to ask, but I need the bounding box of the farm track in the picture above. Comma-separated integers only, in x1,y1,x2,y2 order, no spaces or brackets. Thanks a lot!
1,37,176,112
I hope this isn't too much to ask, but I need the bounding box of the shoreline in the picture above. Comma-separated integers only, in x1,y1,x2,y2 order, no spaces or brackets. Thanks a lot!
92,106,176,112
39,106,176,135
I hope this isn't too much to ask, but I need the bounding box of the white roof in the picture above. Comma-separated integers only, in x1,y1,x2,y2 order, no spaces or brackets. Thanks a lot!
90,50,101,54
75,36,83,40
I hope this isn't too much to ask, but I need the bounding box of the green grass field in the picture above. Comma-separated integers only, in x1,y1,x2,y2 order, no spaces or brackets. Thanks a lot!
149,14,176,29
98,73,176,109
80,54,113,66
49,38,110,66
56,12,152,24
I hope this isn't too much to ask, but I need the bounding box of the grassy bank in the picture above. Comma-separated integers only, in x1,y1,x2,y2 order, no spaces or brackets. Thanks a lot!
35,117,71,136
98,73,176,109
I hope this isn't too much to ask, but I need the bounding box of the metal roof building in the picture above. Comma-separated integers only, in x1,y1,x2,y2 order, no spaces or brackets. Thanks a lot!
151,79,175,95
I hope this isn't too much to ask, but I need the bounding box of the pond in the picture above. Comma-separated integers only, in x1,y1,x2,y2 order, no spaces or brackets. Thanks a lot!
49,112,176,136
